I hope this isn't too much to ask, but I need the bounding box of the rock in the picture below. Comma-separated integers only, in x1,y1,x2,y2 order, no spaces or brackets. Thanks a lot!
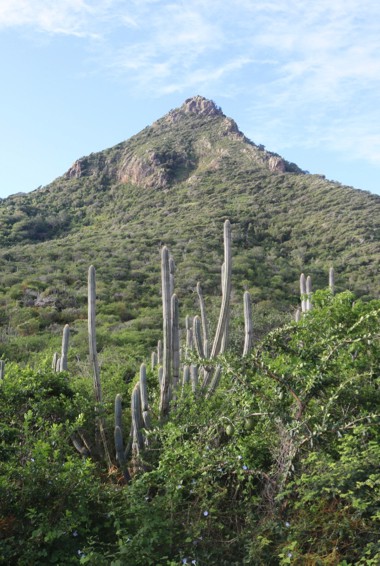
268,156,286,173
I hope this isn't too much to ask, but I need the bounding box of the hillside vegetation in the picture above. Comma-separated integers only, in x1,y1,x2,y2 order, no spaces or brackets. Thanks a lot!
0,97,379,564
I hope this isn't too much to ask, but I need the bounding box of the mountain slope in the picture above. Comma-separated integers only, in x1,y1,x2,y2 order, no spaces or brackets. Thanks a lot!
0,95,379,363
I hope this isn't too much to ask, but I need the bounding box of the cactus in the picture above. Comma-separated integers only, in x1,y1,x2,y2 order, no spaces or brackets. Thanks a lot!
159,246,172,416
157,340,163,365
0,360,4,380
59,324,70,371
88,265,102,404
190,364,198,392
131,382,144,455
193,315,205,359
55,356,61,372
185,315,193,356
306,275,312,311
329,266,335,294
87,265,112,468
210,219,232,359
196,282,209,357
295,307,301,322
158,365,163,387
139,363,151,430
151,351,157,370
171,294,180,392
243,291,253,356
300,273,307,313
52,352,59,372
114,393,131,481
169,256,175,298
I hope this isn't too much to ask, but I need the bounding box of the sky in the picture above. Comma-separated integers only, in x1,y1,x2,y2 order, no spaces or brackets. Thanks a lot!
0,0,380,198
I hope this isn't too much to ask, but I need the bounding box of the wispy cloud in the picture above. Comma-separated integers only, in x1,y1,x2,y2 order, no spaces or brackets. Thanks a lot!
1,0,380,166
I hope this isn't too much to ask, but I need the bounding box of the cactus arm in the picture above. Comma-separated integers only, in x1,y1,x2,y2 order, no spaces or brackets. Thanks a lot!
196,282,209,357
60,324,70,371
159,246,172,416
193,315,205,359
210,220,232,359
300,273,307,313
171,294,180,392
243,291,253,356
88,265,102,404
329,266,335,294
306,275,312,311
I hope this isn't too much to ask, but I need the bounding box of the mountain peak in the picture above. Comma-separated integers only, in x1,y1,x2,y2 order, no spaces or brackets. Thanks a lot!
180,95,224,117
158,95,225,126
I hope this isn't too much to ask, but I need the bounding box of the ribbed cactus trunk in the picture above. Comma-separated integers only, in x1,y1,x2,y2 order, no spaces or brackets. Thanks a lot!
190,364,198,392
171,294,180,393
114,394,130,481
329,266,335,294
185,315,193,357
52,352,59,372
193,315,205,359
210,219,232,359
306,275,312,311
159,246,172,417
88,265,112,468
0,360,4,380
295,307,301,322
243,291,253,356
182,365,190,389
59,324,70,371
196,282,209,358
300,273,307,313
139,363,151,430
88,266,102,404
157,340,163,365
220,262,230,352
151,351,157,370
131,382,145,470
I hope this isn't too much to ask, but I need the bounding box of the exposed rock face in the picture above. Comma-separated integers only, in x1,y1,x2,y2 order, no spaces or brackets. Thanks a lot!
268,156,286,173
117,152,169,189
65,159,85,179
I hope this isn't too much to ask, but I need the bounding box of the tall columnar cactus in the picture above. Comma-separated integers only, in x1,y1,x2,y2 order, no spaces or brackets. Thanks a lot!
159,246,172,416
131,382,145,456
88,265,112,468
0,360,4,380
185,315,193,356
306,275,312,311
59,324,70,371
114,393,130,481
151,351,157,371
243,291,253,356
329,266,335,294
220,262,230,352
169,256,176,298
88,265,102,405
196,282,209,358
139,363,151,430
52,352,59,372
294,307,301,322
190,364,198,392
193,315,205,359
300,273,307,313
171,294,180,392
200,220,232,392
210,219,232,359
157,340,163,365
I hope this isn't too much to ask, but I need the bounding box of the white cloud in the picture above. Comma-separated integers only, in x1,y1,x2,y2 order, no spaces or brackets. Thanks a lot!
1,0,380,166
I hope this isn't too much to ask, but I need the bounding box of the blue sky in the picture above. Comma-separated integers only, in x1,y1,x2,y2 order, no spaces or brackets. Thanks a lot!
1,0,380,198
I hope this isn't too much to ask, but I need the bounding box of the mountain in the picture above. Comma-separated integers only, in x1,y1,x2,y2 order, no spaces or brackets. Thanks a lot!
0,95,379,364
